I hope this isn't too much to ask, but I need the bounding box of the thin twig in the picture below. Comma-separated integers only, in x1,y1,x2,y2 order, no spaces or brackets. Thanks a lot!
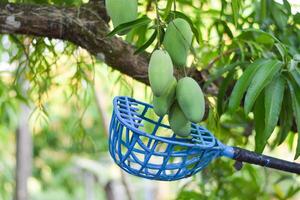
154,0,161,48
204,48,238,70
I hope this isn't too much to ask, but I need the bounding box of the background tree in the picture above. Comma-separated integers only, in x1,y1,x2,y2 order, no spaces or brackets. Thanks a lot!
0,0,299,199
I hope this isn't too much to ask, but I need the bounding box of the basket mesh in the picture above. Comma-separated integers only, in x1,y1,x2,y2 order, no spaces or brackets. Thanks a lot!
109,96,225,181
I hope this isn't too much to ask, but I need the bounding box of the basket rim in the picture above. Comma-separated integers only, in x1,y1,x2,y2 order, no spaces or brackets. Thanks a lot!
113,96,222,149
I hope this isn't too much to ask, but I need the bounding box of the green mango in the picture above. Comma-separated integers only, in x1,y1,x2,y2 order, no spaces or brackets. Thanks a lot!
148,50,174,96
177,77,205,123
168,102,191,137
163,18,193,67
105,0,138,33
153,77,177,117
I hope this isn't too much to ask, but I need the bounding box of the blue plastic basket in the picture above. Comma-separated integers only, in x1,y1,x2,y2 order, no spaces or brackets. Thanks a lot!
109,96,234,181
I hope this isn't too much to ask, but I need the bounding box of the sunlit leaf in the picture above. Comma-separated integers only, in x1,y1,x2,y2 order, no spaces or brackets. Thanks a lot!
228,59,267,112
244,60,282,114
263,75,285,146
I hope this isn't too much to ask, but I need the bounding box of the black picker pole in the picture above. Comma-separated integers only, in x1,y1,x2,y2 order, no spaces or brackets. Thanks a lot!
232,147,300,174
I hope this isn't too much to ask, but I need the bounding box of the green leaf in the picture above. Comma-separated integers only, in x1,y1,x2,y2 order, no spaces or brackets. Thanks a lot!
254,33,274,46
134,30,157,54
294,13,300,24
237,30,254,40
168,11,200,44
244,60,282,114
228,59,267,112
287,78,300,159
232,0,240,26
242,29,283,44
264,76,285,144
242,29,288,58
107,16,151,37
254,91,266,153
278,89,293,145
271,2,288,30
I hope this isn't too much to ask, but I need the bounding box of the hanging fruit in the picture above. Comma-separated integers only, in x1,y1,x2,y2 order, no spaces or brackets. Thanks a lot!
176,77,205,123
168,102,192,137
153,77,177,117
148,50,174,97
163,18,193,67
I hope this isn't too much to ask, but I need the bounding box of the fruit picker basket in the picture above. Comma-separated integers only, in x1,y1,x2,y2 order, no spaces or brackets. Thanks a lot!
109,96,300,181
109,96,230,181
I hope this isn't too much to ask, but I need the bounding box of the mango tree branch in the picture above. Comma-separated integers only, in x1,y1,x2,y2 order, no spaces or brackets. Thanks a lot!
0,2,151,84
0,2,208,88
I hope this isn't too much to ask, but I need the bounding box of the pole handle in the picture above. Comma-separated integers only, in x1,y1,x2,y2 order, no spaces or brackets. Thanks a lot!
231,147,300,175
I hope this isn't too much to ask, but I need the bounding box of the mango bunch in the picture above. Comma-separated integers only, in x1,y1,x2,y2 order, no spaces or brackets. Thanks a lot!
149,18,205,138
105,0,205,137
